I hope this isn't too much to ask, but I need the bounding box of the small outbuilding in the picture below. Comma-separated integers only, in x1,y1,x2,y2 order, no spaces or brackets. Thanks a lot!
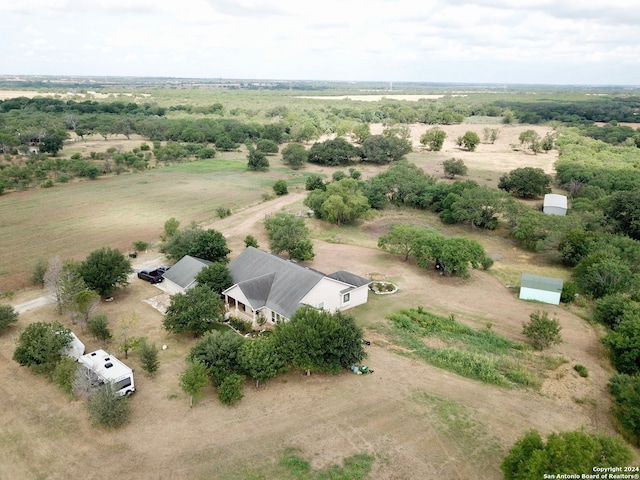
519,273,564,305
543,193,567,216
162,255,212,295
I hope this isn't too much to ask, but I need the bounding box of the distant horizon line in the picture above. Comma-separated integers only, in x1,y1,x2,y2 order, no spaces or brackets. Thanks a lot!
0,74,638,89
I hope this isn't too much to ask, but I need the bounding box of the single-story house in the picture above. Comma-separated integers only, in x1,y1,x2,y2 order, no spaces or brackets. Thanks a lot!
519,273,564,305
162,255,212,295
222,247,371,326
543,193,568,216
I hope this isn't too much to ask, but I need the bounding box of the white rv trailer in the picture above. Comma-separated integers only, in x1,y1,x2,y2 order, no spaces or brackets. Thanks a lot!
78,349,135,396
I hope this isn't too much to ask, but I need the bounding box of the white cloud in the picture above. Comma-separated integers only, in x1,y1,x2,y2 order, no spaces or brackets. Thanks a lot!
0,0,638,84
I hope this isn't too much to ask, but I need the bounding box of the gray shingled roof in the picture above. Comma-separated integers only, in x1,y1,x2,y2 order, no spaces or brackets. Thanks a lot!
162,255,212,290
327,270,370,288
225,247,326,319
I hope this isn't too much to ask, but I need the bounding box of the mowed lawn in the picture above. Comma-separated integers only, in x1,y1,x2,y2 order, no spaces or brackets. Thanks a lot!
0,154,292,290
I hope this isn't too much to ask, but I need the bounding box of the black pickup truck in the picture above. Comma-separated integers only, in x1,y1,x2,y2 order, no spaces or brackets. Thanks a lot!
137,266,170,284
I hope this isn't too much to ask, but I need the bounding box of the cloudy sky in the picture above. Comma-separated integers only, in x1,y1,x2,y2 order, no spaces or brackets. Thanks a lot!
1,0,638,85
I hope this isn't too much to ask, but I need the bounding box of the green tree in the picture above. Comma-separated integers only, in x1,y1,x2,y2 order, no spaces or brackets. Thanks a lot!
86,383,132,429
87,313,113,342
189,330,246,387
603,317,640,375
0,305,18,333
290,122,319,143
281,143,308,169
180,360,210,408
573,253,634,298
246,143,269,171
80,248,132,297
13,321,71,375
522,311,562,350
420,128,447,151
482,127,499,144
271,307,365,375
518,129,541,154
238,339,285,388
304,178,370,225
39,132,67,156
264,212,314,261
217,373,244,405
609,374,640,442
461,131,480,151
411,230,489,278
163,286,225,336
139,338,160,376
273,179,288,196
378,224,427,261
502,109,516,125
163,217,180,240
161,227,230,263
70,289,100,329
244,235,259,248
442,185,507,229
305,174,326,191
360,135,412,164
442,158,467,179
256,139,279,154
541,132,554,152
308,138,360,166
498,167,552,199
352,123,371,143
31,258,47,286
594,294,640,330
194,263,233,294
53,356,79,396
604,190,640,240
501,430,632,479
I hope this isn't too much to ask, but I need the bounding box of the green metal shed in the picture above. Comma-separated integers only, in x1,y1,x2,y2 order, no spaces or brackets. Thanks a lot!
519,273,563,305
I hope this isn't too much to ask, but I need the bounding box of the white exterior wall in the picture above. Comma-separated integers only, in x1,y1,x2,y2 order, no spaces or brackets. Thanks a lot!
543,205,567,216
302,278,344,312
224,285,256,322
341,285,369,311
163,278,186,295
302,279,369,312
519,287,561,305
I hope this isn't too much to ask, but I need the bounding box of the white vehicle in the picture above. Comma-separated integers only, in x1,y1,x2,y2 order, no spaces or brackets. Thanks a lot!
63,332,86,360
78,349,135,396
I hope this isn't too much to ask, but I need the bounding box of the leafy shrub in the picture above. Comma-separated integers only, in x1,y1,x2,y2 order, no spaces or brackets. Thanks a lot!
573,364,588,377
53,356,79,395
244,235,258,248
228,317,252,334
0,305,18,332
273,179,288,196
133,240,149,252
139,339,160,376
30,258,47,286
217,373,244,405
560,281,578,304
501,429,632,478
216,206,231,218
86,384,132,429
609,374,640,444
522,311,562,350
87,314,113,342
594,294,640,329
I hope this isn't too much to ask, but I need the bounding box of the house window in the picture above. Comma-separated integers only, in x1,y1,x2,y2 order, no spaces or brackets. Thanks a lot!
317,302,325,310
342,293,351,304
